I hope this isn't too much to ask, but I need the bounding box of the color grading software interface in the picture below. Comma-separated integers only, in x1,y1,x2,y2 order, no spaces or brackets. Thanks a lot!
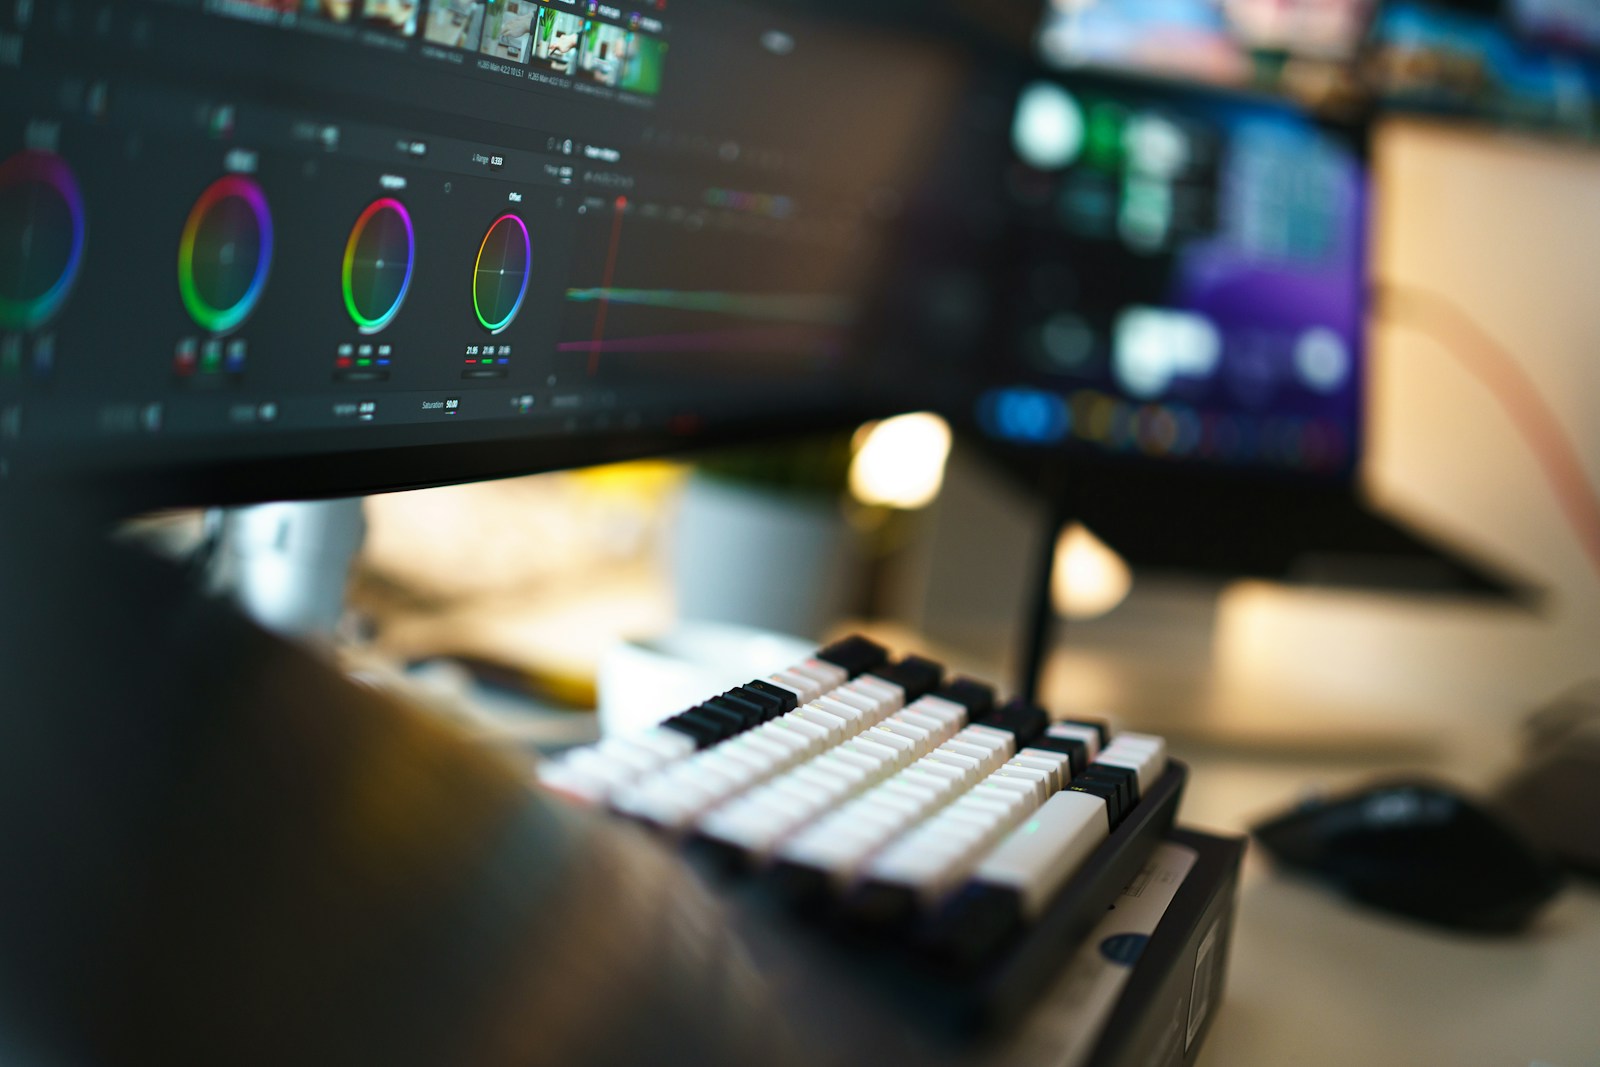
0,0,955,478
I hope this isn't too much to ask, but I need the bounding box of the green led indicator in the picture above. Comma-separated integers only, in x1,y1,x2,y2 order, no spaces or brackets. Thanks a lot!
357,358,371,366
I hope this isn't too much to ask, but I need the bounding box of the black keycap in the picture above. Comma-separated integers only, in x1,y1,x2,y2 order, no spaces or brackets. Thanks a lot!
728,685,784,721
845,879,920,931
706,693,764,728
872,655,944,701
744,678,799,714
1031,734,1088,777
980,698,1049,748
1081,764,1132,812
815,634,889,677
690,704,746,736
1062,718,1111,749
1066,779,1121,827
927,882,1025,966
661,713,719,748
937,677,995,721
675,709,736,744
1086,761,1139,806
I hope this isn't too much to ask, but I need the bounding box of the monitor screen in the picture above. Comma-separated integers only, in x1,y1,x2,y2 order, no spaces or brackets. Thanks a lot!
972,74,1368,479
1368,0,1600,133
0,0,963,504
1034,0,1377,111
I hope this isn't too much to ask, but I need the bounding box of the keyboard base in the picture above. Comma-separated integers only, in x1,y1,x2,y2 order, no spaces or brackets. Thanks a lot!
698,760,1189,1043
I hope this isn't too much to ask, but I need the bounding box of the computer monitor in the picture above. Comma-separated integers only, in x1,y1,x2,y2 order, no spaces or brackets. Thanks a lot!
976,72,1370,482
0,0,966,508
1367,0,1600,137
1033,0,1377,110
908,61,1521,592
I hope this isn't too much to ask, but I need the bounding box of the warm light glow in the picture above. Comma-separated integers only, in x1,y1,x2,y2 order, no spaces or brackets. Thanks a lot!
1052,522,1132,619
848,412,952,510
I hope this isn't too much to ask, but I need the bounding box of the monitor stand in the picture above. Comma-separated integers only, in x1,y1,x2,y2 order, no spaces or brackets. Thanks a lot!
1017,463,1076,703
207,498,366,639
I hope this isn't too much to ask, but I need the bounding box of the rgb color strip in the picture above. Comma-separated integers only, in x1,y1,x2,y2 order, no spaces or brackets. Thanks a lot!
0,150,87,332
472,214,531,335
341,198,415,334
177,174,273,334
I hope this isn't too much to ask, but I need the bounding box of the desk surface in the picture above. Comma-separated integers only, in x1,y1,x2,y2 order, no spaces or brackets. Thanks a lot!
1178,748,1600,1067
842,609,1600,1067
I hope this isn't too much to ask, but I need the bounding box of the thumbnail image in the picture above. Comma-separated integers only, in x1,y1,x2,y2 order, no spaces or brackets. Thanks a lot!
222,0,299,15
423,0,486,49
578,21,630,86
481,0,540,63
620,33,666,95
533,9,585,74
360,0,419,36
302,0,357,21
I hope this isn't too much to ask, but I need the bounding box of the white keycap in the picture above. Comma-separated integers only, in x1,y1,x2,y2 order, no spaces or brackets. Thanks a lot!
857,675,907,711
575,742,660,776
562,748,641,789
992,763,1052,805
909,758,966,786
1095,748,1158,796
878,717,934,754
1014,749,1071,792
794,658,848,689
793,705,848,744
753,721,812,755
907,695,967,729
1103,734,1167,788
1045,722,1101,761
536,762,610,803
958,725,1016,761
976,774,1039,806
938,740,998,773
812,695,868,726
895,708,945,735
767,671,817,703
880,776,942,805
847,732,905,762
776,712,830,745
826,687,882,716
971,790,1110,917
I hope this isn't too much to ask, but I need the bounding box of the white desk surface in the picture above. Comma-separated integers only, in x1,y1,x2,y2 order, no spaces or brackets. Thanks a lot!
850,606,1600,1067
1178,747,1600,1067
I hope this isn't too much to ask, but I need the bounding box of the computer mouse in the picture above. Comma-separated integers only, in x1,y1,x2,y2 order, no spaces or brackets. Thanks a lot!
1252,779,1564,932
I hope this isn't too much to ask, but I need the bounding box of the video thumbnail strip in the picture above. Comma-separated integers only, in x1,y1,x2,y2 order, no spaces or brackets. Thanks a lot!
213,0,419,38
422,0,667,95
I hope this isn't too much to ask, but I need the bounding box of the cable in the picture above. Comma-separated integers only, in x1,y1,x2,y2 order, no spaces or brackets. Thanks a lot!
1375,281,1600,581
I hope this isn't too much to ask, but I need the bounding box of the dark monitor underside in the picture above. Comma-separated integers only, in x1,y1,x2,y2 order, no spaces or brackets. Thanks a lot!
0,0,967,507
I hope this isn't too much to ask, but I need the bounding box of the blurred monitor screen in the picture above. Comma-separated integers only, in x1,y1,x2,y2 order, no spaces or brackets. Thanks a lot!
974,76,1368,478
1510,0,1600,55
1035,0,1377,86
1368,1,1600,132
0,0,961,504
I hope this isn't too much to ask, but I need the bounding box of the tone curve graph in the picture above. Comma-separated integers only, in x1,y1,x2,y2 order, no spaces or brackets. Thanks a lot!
563,288,852,325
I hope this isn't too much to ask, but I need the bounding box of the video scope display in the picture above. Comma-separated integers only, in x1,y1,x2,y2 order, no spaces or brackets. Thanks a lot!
0,0,961,493
974,75,1368,478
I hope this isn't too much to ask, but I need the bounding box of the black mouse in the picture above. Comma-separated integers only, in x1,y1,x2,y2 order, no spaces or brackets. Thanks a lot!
1253,779,1564,932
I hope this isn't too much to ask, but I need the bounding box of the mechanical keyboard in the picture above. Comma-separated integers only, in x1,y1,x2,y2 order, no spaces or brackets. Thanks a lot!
538,634,1187,1033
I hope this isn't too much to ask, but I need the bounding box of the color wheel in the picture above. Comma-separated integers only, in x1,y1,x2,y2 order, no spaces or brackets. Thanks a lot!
473,214,530,335
178,174,273,334
342,198,414,334
0,150,86,332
